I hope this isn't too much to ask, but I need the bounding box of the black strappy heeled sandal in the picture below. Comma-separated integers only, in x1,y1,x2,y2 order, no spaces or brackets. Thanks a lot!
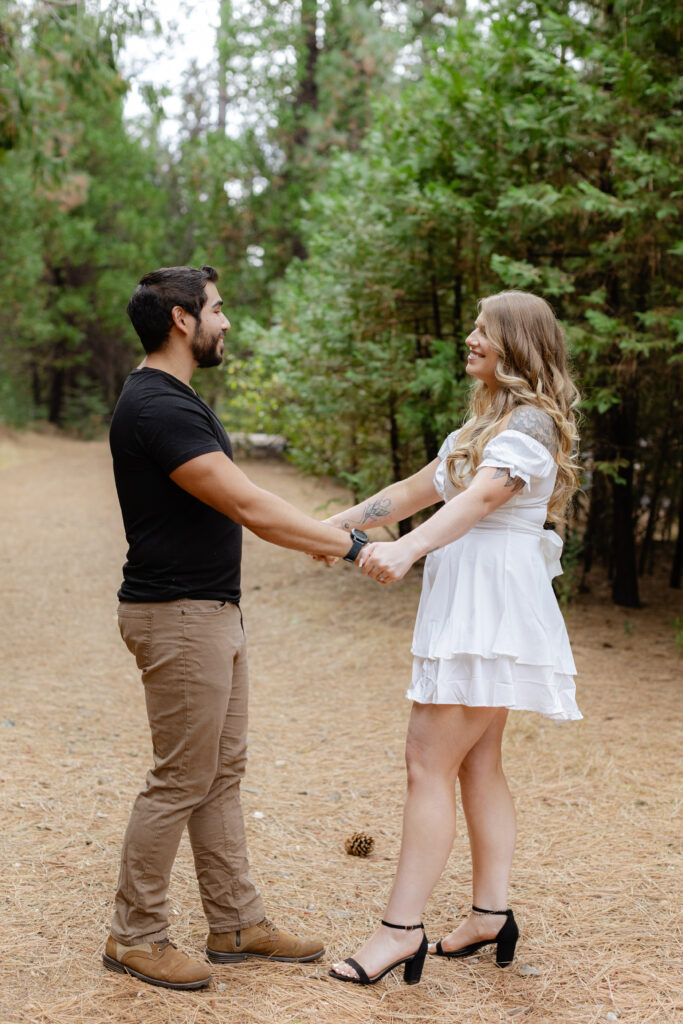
432,905,519,968
329,920,428,986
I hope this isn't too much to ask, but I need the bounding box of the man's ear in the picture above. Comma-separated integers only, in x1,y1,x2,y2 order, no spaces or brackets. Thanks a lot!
171,304,193,334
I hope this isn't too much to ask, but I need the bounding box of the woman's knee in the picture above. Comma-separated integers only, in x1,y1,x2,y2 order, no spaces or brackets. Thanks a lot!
458,744,505,790
405,731,458,788
458,711,507,778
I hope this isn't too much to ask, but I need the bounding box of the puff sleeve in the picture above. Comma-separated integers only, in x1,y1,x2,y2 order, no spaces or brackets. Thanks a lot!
479,429,556,492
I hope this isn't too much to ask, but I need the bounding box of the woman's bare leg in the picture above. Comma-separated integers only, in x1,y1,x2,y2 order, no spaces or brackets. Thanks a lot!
428,709,516,952
331,703,500,980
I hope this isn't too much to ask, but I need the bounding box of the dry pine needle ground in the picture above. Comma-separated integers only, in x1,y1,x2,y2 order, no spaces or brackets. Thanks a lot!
0,430,681,1024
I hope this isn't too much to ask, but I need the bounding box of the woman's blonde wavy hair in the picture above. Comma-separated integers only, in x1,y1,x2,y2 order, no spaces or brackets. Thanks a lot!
447,290,580,522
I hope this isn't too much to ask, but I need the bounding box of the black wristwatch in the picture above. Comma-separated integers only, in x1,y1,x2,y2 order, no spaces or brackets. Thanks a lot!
343,528,370,563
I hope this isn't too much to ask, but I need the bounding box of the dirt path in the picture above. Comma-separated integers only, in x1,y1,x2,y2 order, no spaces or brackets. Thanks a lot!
0,432,680,1024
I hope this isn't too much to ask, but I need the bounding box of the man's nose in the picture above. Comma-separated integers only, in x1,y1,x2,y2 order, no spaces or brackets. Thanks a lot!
222,316,231,331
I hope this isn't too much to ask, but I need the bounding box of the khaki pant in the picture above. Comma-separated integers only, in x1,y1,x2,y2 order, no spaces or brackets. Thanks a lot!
110,599,265,945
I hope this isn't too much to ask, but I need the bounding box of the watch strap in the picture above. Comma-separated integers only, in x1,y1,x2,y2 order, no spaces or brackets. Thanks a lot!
343,531,369,563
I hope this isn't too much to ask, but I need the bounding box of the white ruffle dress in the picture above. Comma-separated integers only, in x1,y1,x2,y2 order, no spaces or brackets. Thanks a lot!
406,428,581,721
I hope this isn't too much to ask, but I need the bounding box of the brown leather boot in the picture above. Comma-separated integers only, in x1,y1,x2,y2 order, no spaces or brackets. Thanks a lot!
206,917,325,964
103,936,212,990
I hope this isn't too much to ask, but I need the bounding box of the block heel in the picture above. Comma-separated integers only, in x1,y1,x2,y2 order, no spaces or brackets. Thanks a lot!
329,920,428,987
403,942,427,985
432,905,518,969
492,910,519,967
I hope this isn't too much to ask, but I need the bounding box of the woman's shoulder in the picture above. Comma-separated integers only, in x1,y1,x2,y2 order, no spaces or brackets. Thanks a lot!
496,406,558,456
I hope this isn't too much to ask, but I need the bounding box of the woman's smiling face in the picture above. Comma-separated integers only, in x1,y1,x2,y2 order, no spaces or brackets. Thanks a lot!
465,314,499,390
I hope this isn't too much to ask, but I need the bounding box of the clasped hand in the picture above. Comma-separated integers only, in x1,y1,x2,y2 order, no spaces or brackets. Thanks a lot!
357,539,414,584
311,537,415,583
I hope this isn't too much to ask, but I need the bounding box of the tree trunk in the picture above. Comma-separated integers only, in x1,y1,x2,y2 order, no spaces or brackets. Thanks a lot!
389,395,412,536
31,363,41,408
286,0,320,261
669,470,683,589
581,414,611,588
581,470,604,583
638,429,670,575
293,0,319,150
608,391,640,607
217,1,233,133
421,418,439,464
48,345,66,426
428,243,442,341
611,470,640,605
453,269,462,340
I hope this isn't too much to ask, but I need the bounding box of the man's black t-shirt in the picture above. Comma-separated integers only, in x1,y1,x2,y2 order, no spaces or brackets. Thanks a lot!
109,367,242,603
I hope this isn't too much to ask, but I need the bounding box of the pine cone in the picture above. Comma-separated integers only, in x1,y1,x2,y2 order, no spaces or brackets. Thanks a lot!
344,831,375,857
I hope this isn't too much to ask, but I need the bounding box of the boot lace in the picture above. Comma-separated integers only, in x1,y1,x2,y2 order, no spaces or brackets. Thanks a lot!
155,938,177,952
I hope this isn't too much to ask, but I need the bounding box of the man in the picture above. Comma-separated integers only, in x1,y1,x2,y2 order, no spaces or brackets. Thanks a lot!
104,265,369,990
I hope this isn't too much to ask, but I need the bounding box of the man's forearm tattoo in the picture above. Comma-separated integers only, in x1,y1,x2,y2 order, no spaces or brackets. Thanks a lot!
493,467,525,492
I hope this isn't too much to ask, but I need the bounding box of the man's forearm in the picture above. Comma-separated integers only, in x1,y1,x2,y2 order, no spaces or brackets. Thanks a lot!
240,488,351,556
170,453,351,558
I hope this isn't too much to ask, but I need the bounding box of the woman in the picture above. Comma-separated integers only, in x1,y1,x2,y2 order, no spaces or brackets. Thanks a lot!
326,290,581,987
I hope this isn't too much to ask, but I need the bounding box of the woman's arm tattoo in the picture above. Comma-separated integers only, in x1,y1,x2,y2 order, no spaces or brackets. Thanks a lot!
493,467,525,492
508,406,558,455
361,497,393,524
341,497,393,530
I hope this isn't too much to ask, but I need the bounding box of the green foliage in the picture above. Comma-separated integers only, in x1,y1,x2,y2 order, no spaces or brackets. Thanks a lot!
0,371,39,428
1,0,681,604
0,0,166,427
239,0,682,602
219,350,283,433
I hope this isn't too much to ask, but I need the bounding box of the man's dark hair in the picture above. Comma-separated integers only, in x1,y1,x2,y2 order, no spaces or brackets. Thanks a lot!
126,265,218,353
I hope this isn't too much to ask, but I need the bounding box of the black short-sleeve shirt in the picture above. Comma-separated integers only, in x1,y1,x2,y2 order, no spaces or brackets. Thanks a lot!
109,367,242,603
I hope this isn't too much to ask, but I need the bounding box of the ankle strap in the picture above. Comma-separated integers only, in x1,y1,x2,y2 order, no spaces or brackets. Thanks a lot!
472,905,511,916
381,919,424,931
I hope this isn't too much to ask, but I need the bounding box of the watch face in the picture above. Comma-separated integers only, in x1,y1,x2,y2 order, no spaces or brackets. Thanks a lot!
352,529,369,543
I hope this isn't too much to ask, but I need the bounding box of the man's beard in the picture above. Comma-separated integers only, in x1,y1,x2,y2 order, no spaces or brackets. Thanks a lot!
191,321,224,368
